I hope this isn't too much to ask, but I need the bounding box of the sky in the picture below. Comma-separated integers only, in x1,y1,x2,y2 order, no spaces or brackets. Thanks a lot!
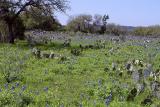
55,0,160,27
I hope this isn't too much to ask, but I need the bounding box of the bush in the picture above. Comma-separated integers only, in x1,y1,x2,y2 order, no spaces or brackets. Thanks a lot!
71,48,82,56
105,23,127,36
133,25,160,36
66,14,109,34
20,7,61,31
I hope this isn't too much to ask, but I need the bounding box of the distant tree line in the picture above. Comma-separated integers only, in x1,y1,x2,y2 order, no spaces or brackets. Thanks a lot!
65,14,130,36
0,0,160,44
65,14,109,34
133,25,160,36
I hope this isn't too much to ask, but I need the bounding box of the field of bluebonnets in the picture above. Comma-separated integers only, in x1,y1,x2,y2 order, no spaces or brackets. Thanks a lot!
0,31,160,107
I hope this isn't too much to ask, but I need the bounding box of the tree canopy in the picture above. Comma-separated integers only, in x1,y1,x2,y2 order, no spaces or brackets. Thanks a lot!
0,0,70,43
66,14,109,33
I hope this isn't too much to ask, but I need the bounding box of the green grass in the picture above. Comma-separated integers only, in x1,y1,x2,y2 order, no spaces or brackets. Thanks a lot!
0,39,159,107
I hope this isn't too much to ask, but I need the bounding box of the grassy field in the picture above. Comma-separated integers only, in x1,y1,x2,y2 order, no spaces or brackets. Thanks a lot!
0,33,160,107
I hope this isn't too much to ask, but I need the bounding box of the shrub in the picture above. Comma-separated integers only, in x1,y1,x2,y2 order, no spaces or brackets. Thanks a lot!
105,23,127,36
133,25,160,36
21,7,61,31
71,48,82,56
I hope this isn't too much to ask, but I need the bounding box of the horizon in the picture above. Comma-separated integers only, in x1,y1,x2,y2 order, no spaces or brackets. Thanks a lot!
55,0,160,27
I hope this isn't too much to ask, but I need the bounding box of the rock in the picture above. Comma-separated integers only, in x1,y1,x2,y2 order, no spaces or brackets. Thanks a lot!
41,53,50,58
49,52,55,58
151,81,160,91
132,71,140,83
32,48,41,58
143,69,151,78
152,91,160,99
150,81,160,99
132,59,144,67
147,64,153,71
138,69,143,79
134,59,140,65
137,83,145,94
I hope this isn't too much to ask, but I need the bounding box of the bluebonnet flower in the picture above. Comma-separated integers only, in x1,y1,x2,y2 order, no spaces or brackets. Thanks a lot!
105,91,112,106
132,71,140,83
22,85,27,91
15,82,20,87
4,83,8,89
44,87,49,92
11,86,15,91
98,79,102,86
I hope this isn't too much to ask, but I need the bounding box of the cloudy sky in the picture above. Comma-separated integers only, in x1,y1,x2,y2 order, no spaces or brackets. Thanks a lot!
55,0,160,26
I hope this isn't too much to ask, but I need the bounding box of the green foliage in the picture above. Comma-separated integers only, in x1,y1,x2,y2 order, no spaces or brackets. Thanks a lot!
0,46,28,83
0,0,69,43
106,23,127,36
0,16,25,42
21,7,61,31
133,25,160,36
66,14,93,32
71,48,82,56
66,14,109,34
0,36,160,106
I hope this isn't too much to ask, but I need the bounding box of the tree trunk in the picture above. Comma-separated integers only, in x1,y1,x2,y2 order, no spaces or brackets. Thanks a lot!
8,22,15,44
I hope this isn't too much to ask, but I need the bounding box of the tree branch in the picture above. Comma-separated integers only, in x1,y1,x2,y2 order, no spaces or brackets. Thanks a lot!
14,0,34,19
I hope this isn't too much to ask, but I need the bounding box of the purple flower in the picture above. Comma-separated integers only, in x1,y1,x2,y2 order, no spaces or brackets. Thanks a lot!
105,92,112,106
4,83,8,89
44,87,49,92
11,86,15,91
15,82,20,87
98,79,102,86
22,85,27,91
